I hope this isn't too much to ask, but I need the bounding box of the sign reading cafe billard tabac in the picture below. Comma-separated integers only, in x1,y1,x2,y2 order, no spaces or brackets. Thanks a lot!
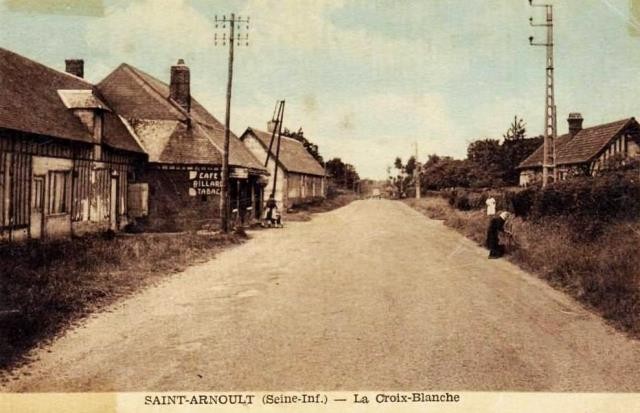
188,169,222,196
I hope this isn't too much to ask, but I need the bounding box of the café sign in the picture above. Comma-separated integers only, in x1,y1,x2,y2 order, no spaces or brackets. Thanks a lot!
188,170,222,196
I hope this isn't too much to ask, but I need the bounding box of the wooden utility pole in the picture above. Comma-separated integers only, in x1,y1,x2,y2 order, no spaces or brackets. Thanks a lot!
270,101,285,198
529,1,556,187
215,13,249,232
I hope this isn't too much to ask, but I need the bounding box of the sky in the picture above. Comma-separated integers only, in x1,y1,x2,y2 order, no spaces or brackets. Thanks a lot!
1,0,639,179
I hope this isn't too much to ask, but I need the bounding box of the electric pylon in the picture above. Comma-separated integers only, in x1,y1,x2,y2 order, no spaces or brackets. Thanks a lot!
529,0,556,187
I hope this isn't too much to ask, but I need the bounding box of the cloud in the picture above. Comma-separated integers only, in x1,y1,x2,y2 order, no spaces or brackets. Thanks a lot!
85,0,214,79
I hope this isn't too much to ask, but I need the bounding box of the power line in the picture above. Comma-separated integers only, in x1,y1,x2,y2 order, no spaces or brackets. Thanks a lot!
214,13,250,232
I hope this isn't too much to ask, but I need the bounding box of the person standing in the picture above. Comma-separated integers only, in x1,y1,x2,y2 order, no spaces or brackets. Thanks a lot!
486,211,509,259
485,196,496,216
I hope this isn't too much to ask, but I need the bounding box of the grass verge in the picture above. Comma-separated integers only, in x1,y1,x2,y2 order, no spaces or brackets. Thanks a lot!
286,192,358,222
405,196,640,337
0,231,246,372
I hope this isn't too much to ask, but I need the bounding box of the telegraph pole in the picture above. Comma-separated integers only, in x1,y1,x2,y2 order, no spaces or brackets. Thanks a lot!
529,0,556,187
414,141,421,199
214,13,250,232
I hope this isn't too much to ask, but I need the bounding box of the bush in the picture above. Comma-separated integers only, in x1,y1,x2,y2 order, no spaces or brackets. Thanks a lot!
506,173,640,224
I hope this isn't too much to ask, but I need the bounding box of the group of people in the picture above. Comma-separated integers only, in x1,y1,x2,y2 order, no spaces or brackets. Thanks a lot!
262,195,282,228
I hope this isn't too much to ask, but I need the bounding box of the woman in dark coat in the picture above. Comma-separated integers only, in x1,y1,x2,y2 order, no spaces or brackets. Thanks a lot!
486,211,509,258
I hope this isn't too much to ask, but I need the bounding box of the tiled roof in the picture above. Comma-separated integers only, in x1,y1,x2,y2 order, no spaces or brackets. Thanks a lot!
0,47,93,143
102,113,146,154
0,48,144,154
518,118,636,168
98,64,265,171
245,128,326,176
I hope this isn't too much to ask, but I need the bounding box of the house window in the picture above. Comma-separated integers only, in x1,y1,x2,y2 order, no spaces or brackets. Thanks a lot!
48,171,70,214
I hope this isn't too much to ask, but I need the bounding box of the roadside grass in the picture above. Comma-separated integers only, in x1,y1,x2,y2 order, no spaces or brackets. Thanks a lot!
0,231,246,373
286,192,358,222
405,196,640,337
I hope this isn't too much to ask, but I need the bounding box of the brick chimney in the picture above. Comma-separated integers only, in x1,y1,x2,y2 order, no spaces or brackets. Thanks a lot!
567,113,584,137
65,59,84,78
170,59,190,112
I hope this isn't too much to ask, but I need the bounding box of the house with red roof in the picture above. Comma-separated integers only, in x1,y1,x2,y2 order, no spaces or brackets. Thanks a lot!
518,113,640,186
0,48,146,241
240,125,326,213
97,60,268,230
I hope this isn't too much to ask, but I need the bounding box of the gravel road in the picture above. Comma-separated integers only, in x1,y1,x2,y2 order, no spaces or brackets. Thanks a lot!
4,200,640,391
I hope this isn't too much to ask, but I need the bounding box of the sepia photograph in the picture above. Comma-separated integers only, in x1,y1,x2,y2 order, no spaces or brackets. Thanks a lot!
1,0,640,411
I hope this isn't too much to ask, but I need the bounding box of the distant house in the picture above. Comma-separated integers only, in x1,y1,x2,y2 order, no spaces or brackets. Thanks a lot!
518,113,640,186
0,48,146,241
240,126,326,212
97,60,268,230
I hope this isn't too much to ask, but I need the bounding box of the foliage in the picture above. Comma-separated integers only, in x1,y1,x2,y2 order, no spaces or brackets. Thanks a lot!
394,116,542,191
507,172,640,220
325,157,360,191
503,116,527,141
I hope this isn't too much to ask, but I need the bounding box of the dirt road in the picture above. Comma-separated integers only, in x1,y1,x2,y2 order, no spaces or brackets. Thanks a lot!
4,200,640,391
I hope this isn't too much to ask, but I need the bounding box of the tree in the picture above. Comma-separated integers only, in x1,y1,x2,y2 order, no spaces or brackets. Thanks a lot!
466,139,504,187
393,157,404,171
325,157,360,191
503,116,527,141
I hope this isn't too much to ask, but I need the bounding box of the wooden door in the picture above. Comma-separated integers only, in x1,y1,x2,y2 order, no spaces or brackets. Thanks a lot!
30,175,45,239
110,177,118,231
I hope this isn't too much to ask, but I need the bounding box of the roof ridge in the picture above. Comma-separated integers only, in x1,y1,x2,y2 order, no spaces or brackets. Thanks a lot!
577,117,632,132
119,63,187,121
0,47,94,86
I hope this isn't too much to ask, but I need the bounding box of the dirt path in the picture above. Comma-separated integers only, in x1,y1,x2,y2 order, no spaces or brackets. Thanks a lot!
4,200,640,391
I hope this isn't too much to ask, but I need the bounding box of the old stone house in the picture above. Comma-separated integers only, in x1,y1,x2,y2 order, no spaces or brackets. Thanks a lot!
518,114,640,186
0,48,146,241
240,126,326,212
97,60,267,230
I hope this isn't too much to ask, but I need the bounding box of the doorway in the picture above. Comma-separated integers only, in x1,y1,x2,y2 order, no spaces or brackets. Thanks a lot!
30,175,45,239
110,177,118,231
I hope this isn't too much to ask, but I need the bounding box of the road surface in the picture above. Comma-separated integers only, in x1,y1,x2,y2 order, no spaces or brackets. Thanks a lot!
4,200,640,391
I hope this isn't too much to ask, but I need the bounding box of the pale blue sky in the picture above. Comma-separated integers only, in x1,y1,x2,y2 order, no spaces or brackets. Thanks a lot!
1,0,639,178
